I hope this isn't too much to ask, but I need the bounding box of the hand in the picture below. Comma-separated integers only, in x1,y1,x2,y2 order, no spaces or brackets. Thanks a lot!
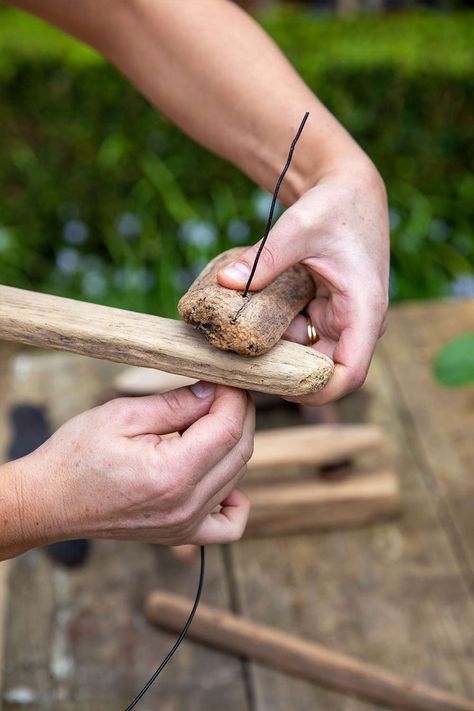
19,383,254,549
218,163,389,405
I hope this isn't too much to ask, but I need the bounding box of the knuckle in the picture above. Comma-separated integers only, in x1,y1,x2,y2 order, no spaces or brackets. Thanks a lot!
219,415,244,450
240,438,254,465
170,505,194,530
229,519,248,544
159,389,183,417
234,462,248,482
259,244,277,272
284,206,312,235
347,368,368,393
234,522,246,542
376,290,389,315
162,499,195,533
149,464,185,509
104,397,134,426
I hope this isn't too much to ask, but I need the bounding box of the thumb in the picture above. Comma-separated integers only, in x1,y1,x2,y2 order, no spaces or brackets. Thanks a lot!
217,213,307,292
115,381,216,437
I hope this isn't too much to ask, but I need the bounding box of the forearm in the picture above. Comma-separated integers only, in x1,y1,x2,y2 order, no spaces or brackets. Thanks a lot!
9,0,378,205
0,457,61,560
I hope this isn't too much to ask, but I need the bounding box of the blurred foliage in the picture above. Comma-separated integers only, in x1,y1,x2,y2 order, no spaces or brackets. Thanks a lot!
0,7,473,317
433,334,474,387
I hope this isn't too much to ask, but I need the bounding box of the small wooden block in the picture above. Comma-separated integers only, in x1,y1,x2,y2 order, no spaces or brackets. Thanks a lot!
243,470,400,537
248,423,384,471
178,247,315,356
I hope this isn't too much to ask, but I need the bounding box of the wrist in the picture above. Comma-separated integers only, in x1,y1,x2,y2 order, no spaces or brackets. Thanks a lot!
281,120,383,205
0,458,36,560
0,453,66,560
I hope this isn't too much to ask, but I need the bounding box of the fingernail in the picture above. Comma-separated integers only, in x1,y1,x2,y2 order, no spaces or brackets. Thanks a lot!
190,381,215,399
221,261,250,282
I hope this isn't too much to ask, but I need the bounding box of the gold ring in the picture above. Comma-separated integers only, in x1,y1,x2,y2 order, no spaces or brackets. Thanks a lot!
304,313,319,347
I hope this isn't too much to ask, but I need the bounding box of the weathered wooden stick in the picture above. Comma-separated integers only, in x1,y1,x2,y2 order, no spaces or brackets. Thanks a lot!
145,592,474,711
249,423,384,471
243,469,400,536
0,285,333,397
178,247,315,355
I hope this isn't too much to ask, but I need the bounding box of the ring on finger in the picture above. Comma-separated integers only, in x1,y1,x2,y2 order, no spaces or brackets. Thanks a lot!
304,312,319,347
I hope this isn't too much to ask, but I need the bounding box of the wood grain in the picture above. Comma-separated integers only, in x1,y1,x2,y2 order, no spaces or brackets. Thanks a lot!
243,469,400,536
178,247,315,355
145,592,474,711
231,303,474,711
0,285,333,397
380,299,474,581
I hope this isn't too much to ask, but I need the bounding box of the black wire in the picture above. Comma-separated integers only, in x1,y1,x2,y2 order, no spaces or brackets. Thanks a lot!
124,545,206,710
124,113,308,709
242,111,310,298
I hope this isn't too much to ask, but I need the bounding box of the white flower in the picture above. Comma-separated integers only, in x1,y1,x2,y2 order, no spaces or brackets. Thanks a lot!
117,212,142,239
254,190,282,221
56,248,80,275
82,270,106,298
179,220,217,248
114,267,154,292
451,273,474,298
63,220,88,245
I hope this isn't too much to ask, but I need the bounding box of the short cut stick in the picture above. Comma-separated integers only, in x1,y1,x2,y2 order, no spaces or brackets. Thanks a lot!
145,592,474,711
0,285,333,397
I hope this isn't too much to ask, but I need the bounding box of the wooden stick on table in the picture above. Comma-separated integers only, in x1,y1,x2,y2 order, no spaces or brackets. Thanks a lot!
249,423,385,471
244,469,400,537
145,592,474,711
0,285,333,397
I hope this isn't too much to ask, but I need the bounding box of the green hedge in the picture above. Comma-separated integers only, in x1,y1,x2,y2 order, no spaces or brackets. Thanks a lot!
0,8,473,317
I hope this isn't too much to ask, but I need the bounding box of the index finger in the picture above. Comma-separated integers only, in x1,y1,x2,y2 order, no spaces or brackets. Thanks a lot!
166,385,253,478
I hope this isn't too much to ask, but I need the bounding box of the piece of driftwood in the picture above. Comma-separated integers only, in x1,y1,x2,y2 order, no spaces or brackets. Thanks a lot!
249,423,384,471
145,592,474,711
0,285,333,397
243,469,400,537
178,247,315,356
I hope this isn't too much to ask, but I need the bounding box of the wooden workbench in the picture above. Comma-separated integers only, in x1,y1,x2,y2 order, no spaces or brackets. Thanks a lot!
0,299,473,710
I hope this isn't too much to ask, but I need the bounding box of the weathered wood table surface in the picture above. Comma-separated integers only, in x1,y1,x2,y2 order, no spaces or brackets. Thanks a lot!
0,299,473,710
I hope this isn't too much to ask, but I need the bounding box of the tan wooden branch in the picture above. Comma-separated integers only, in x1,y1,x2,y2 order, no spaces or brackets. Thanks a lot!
0,286,333,397
145,592,474,711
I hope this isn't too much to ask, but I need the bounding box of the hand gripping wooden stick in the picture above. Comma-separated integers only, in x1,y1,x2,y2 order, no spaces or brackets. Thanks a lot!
145,592,474,711
0,285,333,397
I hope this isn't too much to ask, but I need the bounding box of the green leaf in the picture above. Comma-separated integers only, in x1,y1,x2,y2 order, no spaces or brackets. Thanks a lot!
433,333,474,388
